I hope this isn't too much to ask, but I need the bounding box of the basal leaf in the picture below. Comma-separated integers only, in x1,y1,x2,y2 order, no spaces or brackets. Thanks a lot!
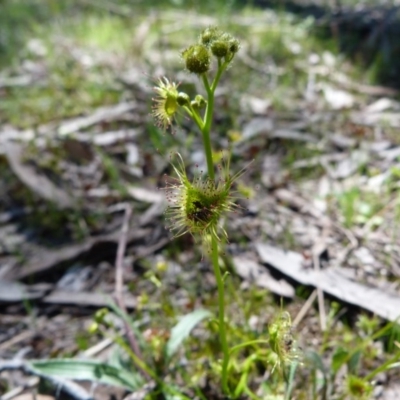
165,309,212,361
29,359,142,391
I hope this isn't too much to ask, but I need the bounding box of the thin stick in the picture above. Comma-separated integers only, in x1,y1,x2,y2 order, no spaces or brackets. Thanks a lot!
293,289,317,327
115,204,132,307
2,377,39,400
312,250,327,331
82,338,113,358
114,204,148,377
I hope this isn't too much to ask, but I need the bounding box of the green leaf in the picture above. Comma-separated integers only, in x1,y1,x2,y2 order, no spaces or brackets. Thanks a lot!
29,359,142,391
305,350,326,374
332,347,349,374
348,350,362,374
165,309,212,361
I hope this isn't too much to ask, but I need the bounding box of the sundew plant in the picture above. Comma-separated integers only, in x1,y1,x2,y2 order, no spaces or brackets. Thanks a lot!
152,27,299,398
153,27,243,395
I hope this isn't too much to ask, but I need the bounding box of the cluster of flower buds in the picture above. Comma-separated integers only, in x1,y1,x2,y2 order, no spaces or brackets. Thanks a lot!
152,28,240,131
182,27,240,74
152,28,243,246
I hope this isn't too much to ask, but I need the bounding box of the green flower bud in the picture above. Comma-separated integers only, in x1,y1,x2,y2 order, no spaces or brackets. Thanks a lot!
211,40,229,58
94,308,109,324
193,94,206,108
228,38,240,54
182,44,211,74
200,26,222,46
222,35,240,62
177,92,190,106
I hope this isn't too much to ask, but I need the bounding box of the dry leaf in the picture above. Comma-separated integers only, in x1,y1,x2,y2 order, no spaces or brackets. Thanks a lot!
256,242,400,321
233,256,294,298
323,84,355,109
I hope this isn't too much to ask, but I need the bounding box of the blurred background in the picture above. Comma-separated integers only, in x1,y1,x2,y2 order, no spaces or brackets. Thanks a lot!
2,0,400,242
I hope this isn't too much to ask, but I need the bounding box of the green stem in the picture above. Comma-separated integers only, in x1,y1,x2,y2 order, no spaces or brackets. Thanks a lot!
284,362,298,400
211,60,226,92
200,65,230,397
183,104,204,132
229,339,270,355
211,234,230,395
201,73,215,180
200,64,226,180
364,351,400,381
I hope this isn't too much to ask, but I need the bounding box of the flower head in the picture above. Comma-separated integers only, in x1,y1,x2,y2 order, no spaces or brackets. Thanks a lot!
210,40,229,58
199,27,240,63
152,77,180,131
268,311,301,371
163,153,245,246
181,44,211,74
200,26,223,47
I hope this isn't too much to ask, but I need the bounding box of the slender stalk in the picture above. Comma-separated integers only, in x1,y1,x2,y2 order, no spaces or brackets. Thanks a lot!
285,362,298,400
364,350,400,381
200,66,230,396
211,234,230,395
211,60,226,92
183,104,204,132
201,73,215,181
153,29,242,398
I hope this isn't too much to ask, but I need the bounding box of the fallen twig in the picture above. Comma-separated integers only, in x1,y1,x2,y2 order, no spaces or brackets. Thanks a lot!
1,376,39,400
115,204,132,312
293,290,317,328
114,204,148,379
3,226,150,280
312,244,327,332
